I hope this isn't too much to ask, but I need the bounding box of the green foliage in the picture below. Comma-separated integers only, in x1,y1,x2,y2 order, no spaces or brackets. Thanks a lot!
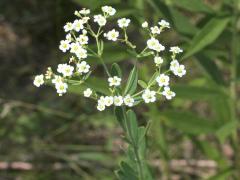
170,0,214,13
160,110,219,135
184,17,230,58
71,0,120,10
2,0,240,179
111,63,122,77
124,66,138,95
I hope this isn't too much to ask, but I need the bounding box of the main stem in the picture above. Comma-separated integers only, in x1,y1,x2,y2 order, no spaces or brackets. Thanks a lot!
122,107,144,180
133,145,144,180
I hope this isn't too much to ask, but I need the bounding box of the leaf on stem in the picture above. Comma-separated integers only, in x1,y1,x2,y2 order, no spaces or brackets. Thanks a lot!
114,107,127,131
127,110,139,145
111,63,122,77
124,66,138,95
138,80,148,89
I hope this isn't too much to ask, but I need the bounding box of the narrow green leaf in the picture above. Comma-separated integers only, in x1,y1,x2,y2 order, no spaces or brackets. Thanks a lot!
115,169,128,180
171,0,214,13
184,17,230,58
138,80,148,89
120,161,138,180
147,0,173,22
170,8,199,36
111,63,122,77
127,110,139,145
216,120,238,143
148,71,159,87
124,66,138,95
172,85,228,101
114,107,126,131
160,110,219,135
71,0,120,10
211,98,231,123
196,54,225,85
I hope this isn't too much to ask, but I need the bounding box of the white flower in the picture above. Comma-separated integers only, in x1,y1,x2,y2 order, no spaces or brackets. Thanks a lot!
118,18,131,28
124,95,134,107
173,64,186,77
74,11,80,17
57,64,65,74
108,76,121,86
142,89,156,103
83,88,92,97
142,21,148,28
158,20,170,28
155,43,165,52
76,47,88,59
94,15,107,26
79,8,90,15
104,29,119,41
57,64,74,77
104,96,114,106
62,64,74,77
162,86,175,100
170,60,180,72
156,74,170,87
59,40,70,52
65,33,72,42
147,38,158,49
147,38,165,52
33,74,44,87
114,96,124,106
82,17,90,23
170,46,183,54
77,35,89,45
55,82,68,96
52,75,63,84
102,6,116,16
150,26,161,34
154,56,163,65
64,22,73,32
77,61,90,74
82,29,87,35
70,42,81,54
97,96,106,111
97,103,105,111
73,19,84,32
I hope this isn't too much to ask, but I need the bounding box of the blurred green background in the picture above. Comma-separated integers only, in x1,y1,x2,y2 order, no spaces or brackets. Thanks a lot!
0,0,240,179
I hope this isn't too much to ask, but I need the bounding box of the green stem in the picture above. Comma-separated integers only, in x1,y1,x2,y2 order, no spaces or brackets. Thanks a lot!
99,56,111,77
121,107,144,180
94,27,111,77
132,90,144,98
133,145,144,180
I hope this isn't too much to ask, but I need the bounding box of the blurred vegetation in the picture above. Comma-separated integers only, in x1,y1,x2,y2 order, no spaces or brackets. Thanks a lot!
0,0,240,179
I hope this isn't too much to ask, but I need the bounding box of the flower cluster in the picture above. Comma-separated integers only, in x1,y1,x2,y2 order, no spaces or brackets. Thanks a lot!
33,6,186,111
96,95,134,111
